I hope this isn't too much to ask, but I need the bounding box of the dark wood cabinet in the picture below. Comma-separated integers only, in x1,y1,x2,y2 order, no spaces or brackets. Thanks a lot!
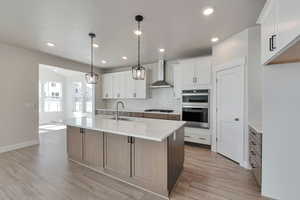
67,126,184,198
83,129,104,168
67,127,83,162
248,126,262,187
104,134,131,177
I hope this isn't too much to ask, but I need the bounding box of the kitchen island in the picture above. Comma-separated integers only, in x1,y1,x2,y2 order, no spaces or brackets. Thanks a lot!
65,115,186,199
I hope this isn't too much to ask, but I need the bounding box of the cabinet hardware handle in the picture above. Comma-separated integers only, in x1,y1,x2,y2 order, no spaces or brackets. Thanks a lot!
199,137,206,140
269,37,273,52
271,34,276,50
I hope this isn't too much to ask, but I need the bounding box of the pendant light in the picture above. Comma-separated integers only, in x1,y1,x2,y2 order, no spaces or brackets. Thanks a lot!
85,33,99,84
132,15,146,80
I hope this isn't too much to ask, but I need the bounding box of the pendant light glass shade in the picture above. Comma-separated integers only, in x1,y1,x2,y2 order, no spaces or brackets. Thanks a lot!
132,15,145,80
85,72,99,84
132,65,145,80
86,33,99,84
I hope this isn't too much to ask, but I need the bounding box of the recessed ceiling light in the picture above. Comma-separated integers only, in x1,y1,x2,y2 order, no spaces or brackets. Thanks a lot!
93,43,99,48
203,7,214,16
122,56,128,60
101,60,107,64
211,37,219,42
46,42,55,47
159,48,165,53
134,30,142,36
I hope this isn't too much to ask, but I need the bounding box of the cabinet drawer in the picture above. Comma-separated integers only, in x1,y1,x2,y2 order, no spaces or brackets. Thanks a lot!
184,135,211,145
143,113,169,120
130,112,144,118
184,131,211,145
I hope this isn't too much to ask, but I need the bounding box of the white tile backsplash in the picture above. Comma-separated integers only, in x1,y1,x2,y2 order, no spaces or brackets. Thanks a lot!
105,88,181,112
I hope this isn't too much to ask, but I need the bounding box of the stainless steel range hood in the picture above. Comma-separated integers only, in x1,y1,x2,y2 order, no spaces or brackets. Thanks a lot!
150,60,173,88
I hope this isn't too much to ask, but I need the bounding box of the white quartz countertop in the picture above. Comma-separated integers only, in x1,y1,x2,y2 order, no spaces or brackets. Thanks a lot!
65,115,186,142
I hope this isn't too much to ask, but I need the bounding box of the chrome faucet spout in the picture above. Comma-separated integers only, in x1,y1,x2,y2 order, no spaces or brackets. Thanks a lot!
115,100,125,121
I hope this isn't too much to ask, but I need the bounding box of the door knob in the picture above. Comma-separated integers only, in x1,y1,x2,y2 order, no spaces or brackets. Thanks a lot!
234,118,239,121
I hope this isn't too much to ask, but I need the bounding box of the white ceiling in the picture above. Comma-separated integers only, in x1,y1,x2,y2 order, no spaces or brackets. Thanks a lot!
0,0,265,68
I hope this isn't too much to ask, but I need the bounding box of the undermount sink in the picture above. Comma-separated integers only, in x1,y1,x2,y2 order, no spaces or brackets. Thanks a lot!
108,117,132,121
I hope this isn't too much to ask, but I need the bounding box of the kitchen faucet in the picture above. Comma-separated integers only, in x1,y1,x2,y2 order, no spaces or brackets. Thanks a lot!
115,100,125,120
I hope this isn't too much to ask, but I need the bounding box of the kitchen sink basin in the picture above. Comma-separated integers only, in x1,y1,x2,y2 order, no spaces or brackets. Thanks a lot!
108,117,132,121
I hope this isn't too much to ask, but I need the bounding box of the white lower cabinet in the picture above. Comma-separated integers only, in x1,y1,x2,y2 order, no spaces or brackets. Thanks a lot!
184,127,211,145
102,71,148,99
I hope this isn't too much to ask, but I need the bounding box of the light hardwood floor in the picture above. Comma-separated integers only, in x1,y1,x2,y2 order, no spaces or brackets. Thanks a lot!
0,130,266,200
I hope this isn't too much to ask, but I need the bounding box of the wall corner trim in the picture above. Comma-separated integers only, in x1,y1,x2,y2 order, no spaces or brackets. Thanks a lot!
0,140,39,154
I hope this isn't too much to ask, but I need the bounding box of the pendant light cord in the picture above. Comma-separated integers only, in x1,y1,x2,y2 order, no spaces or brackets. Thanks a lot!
138,22,141,68
91,35,94,75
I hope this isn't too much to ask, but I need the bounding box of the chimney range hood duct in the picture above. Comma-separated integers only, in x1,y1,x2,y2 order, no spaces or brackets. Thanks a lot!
150,60,173,88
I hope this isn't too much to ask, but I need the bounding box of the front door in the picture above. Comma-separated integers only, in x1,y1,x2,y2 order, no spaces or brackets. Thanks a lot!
216,65,244,163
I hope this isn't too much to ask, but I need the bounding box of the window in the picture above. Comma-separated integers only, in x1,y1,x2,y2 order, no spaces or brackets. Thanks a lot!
43,82,62,112
72,82,93,113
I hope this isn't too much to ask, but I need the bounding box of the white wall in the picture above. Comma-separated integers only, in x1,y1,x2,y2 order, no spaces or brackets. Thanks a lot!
248,26,263,126
212,29,249,158
0,42,101,153
39,66,66,124
262,62,300,199
212,26,263,168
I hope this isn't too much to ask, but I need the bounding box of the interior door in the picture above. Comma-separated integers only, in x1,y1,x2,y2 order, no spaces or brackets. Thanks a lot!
216,66,244,163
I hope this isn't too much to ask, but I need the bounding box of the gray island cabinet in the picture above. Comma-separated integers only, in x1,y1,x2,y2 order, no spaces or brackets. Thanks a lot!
66,116,186,198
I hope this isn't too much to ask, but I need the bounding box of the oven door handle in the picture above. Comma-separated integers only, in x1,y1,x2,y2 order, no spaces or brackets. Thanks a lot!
182,93,209,96
182,105,208,109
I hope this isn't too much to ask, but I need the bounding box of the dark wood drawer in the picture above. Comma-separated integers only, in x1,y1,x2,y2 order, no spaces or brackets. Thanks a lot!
168,114,180,121
143,113,169,120
130,112,144,118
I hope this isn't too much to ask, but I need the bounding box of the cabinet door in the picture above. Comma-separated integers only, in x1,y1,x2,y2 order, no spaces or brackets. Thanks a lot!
181,62,196,90
104,134,131,177
132,138,167,192
125,71,136,98
277,0,300,52
112,73,120,99
113,72,126,99
260,0,278,64
194,58,211,86
83,130,103,168
102,73,113,99
67,126,83,162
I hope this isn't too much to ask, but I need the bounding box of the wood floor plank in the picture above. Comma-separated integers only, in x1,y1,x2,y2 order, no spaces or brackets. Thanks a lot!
0,130,265,200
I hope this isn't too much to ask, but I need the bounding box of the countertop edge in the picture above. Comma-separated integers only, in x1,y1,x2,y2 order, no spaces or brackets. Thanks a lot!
96,108,181,115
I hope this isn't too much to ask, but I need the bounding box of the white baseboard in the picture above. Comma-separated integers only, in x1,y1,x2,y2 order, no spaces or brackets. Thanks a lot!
0,140,39,154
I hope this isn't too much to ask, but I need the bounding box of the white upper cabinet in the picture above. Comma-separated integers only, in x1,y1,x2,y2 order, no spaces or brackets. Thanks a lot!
259,0,278,64
258,0,300,65
277,0,300,52
112,72,126,99
194,58,211,85
174,56,212,92
102,70,148,99
102,73,113,99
